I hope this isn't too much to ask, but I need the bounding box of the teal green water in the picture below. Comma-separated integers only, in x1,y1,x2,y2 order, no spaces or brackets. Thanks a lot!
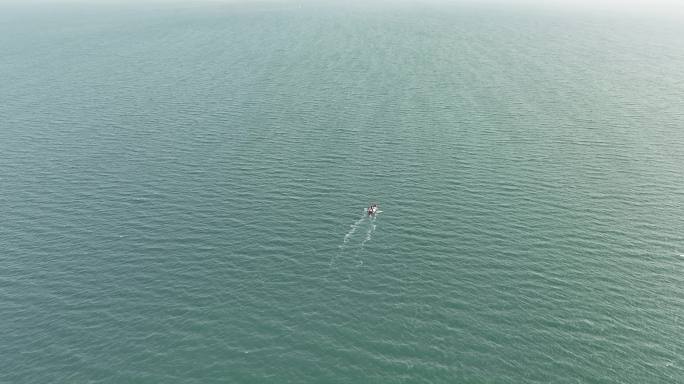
1,2,683,382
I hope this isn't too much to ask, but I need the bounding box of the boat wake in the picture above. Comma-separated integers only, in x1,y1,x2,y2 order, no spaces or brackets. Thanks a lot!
343,215,366,244
361,215,377,247
329,209,380,269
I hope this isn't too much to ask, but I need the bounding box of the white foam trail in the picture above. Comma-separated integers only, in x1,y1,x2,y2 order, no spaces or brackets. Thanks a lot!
343,216,366,244
331,211,367,268
360,216,377,247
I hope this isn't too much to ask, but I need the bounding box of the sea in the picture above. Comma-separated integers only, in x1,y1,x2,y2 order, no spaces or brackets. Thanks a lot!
1,1,683,382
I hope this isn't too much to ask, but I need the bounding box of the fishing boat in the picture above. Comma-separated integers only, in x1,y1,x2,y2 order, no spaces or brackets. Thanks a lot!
367,204,379,216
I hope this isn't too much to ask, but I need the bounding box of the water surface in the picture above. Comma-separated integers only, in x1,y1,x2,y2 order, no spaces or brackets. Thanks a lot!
1,2,683,383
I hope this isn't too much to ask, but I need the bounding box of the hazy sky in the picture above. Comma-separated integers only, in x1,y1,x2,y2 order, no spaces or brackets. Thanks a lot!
4,0,684,16
5,0,684,4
